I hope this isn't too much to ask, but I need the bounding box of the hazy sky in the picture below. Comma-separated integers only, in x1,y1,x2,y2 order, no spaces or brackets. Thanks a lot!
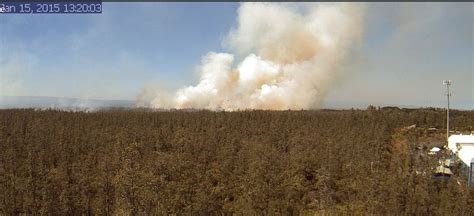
0,2,472,109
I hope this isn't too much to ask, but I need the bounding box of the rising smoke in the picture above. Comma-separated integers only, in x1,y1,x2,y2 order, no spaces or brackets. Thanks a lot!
149,3,365,110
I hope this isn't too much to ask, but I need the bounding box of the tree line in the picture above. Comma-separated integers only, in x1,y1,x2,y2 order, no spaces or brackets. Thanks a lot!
0,108,473,215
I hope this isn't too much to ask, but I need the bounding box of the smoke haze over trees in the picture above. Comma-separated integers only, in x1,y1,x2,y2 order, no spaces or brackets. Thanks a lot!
148,3,365,110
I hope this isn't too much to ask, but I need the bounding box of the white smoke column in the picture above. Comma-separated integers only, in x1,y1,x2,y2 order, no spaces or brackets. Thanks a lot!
151,3,365,110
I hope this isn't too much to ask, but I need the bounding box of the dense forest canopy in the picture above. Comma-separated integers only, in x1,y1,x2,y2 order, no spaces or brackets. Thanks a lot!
1,108,473,215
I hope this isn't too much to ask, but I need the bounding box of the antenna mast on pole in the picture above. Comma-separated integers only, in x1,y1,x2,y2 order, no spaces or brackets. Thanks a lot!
443,80,452,142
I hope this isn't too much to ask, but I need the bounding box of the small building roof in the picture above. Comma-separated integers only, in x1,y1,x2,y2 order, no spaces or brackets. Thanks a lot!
435,166,453,175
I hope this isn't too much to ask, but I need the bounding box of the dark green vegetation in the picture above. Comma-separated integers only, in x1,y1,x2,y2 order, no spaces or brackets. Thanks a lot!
1,108,473,215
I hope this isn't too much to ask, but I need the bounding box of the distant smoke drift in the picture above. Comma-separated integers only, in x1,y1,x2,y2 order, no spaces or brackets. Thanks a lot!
150,3,364,110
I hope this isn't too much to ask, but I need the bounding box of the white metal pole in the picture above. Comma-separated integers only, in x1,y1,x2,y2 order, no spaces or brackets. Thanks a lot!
444,80,451,142
447,83,449,141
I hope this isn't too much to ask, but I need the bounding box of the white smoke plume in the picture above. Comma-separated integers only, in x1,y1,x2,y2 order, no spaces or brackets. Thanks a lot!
150,3,365,110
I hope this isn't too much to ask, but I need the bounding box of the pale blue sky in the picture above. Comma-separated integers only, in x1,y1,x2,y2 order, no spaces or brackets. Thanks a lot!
0,2,472,109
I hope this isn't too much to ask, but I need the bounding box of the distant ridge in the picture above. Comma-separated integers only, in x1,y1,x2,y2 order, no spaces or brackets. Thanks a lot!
323,100,473,111
0,96,471,111
0,96,135,110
